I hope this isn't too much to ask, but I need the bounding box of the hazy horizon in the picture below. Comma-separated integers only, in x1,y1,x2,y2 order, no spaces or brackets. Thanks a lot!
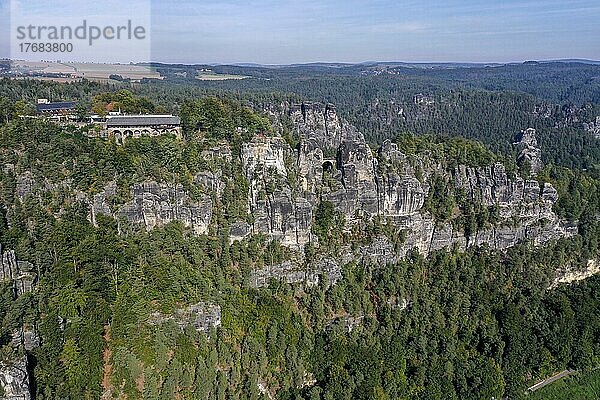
1,0,599,64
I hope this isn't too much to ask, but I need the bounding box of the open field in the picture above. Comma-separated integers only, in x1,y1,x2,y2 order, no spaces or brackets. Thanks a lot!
14,76,81,83
528,370,600,399
196,70,250,80
9,60,163,81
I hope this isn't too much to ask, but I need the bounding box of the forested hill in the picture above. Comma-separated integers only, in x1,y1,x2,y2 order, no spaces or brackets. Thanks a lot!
150,61,600,103
0,83,600,399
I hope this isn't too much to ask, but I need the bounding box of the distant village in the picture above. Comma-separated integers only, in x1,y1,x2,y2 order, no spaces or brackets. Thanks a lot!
31,99,181,144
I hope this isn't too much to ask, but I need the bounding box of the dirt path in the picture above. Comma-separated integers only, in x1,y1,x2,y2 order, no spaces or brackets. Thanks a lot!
101,324,113,399
528,370,577,392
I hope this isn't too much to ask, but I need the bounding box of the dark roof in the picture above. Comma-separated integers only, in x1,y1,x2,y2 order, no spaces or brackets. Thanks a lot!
36,101,77,112
106,115,181,127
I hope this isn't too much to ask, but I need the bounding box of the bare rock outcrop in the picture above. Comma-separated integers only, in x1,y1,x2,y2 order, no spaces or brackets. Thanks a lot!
6,102,581,292
583,116,600,139
245,106,576,282
323,140,379,221
550,259,600,289
242,137,313,247
91,181,213,235
149,302,221,332
287,103,364,151
514,128,543,175
250,258,342,288
0,246,36,400
195,171,225,197
0,246,35,298
0,356,30,400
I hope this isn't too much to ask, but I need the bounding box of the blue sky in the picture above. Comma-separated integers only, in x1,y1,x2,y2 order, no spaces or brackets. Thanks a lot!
1,0,599,64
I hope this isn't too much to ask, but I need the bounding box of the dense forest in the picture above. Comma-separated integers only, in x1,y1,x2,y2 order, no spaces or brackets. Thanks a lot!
0,62,600,399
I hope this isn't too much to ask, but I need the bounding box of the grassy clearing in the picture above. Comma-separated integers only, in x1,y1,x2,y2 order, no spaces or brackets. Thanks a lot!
196,71,249,80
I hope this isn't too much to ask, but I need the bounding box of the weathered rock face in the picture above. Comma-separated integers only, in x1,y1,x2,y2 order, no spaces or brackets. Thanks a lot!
583,116,600,139
250,258,342,288
0,356,30,400
247,188,313,247
241,106,576,286
121,182,212,235
241,137,313,247
375,141,429,217
6,102,579,292
375,162,576,257
251,261,317,288
249,120,576,286
514,128,543,175
241,137,288,180
0,246,35,400
201,143,233,162
323,140,379,221
377,174,427,217
149,302,221,332
359,236,400,265
0,245,35,298
297,139,324,195
15,172,35,201
91,182,213,235
287,103,364,152
450,163,576,249
550,259,600,289
195,171,225,197
11,329,39,352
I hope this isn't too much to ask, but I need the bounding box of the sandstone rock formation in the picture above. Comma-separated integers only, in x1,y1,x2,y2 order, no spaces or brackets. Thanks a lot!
583,116,600,139
550,259,600,289
0,246,35,298
11,329,39,353
251,261,318,288
250,258,342,288
242,104,576,286
241,137,313,247
514,128,543,175
7,102,579,292
0,246,36,400
195,171,225,197
286,103,364,151
148,302,221,332
91,181,212,235
0,356,30,400
15,172,35,201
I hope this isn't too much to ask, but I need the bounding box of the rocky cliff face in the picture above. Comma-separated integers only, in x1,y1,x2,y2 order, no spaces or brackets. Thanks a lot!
148,302,221,332
0,356,30,400
514,128,543,175
248,104,574,250
286,103,364,151
250,258,343,288
238,104,577,283
7,103,579,289
241,137,313,247
91,181,212,235
0,245,35,298
583,116,600,139
550,259,600,289
448,162,574,250
0,246,36,400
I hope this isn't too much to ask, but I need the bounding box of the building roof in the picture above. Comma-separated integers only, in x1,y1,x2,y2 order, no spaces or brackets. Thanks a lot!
36,101,77,113
106,115,181,127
